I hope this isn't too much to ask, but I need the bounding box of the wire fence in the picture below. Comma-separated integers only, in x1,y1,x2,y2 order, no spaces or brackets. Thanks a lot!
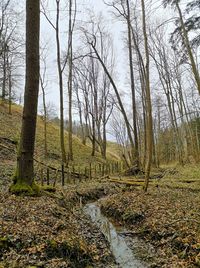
34,160,125,187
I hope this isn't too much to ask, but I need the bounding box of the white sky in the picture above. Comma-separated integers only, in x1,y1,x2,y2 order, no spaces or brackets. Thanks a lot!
38,0,174,119
39,0,124,117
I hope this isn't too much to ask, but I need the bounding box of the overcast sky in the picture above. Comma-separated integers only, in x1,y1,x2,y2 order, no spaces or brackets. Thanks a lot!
38,0,174,118
39,0,124,115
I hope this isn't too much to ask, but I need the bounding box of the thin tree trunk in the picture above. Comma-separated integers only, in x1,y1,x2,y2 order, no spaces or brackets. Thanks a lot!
141,0,153,192
176,3,200,95
40,76,48,157
56,0,67,164
126,0,139,167
8,68,12,114
90,42,135,164
2,48,7,100
68,0,73,161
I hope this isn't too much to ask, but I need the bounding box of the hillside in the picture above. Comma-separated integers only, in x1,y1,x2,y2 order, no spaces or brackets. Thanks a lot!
0,103,119,164
0,102,121,193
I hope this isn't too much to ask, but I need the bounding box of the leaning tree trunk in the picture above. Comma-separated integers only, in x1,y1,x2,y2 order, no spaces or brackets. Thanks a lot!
176,3,200,96
90,42,135,164
10,0,40,194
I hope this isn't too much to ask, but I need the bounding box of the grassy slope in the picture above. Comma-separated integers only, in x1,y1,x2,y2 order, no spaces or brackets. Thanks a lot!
0,102,118,170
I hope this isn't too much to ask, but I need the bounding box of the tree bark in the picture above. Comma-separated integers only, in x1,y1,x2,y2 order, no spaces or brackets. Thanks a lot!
126,0,139,167
90,42,135,164
55,0,67,164
141,0,153,192
12,0,40,193
67,0,73,161
40,75,48,157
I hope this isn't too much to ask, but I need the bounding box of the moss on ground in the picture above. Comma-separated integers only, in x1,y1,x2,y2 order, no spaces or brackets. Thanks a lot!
0,237,10,251
9,182,40,196
41,185,56,192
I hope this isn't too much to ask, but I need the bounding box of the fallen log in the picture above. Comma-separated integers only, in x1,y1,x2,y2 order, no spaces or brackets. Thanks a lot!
108,179,146,186
99,175,110,180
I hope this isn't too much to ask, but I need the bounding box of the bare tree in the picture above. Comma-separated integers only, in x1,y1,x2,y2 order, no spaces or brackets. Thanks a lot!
41,0,67,164
141,0,153,192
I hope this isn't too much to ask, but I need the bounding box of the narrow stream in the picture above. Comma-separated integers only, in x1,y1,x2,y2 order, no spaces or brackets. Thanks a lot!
84,203,147,268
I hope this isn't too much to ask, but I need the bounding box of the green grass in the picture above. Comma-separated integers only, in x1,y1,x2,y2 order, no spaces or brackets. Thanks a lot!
0,102,118,171
109,164,200,191
107,141,122,160
157,164,200,191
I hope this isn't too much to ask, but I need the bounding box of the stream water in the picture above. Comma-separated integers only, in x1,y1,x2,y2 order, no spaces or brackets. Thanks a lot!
84,203,147,268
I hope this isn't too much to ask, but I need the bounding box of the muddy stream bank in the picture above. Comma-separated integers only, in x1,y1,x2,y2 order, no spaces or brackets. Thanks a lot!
84,201,156,268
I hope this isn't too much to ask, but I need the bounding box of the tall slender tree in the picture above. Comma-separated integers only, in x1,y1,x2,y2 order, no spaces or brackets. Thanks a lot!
141,0,153,192
41,0,67,165
67,0,74,161
10,0,40,194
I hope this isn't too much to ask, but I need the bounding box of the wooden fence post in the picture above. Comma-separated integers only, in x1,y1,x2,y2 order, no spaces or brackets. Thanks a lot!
53,170,58,187
85,167,87,180
99,164,101,176
78,166,81,183
47,168,50,185
61,164,65,186
41,168,44,186
94,165,97,178
67,168,70,184
89,163,92,180
72,165,75,184
102,164,105,176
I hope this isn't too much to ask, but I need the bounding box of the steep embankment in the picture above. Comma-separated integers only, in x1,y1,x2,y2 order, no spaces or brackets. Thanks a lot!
0,102,119,189
0,102,118,165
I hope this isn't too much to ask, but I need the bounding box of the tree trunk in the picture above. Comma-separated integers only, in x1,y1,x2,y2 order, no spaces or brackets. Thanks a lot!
2,48,7,100
126,0,139,167
176,3,200,95
141,0,153,192
11,0,40,194
40,75,48,157
56,0,67,164
67,0,73,161
90,42,135,164
8,68,12,115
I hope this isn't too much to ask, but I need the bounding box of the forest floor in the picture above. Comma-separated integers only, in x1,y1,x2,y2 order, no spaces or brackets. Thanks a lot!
0,179,121,268
0,161,200,267
0,103,200,267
